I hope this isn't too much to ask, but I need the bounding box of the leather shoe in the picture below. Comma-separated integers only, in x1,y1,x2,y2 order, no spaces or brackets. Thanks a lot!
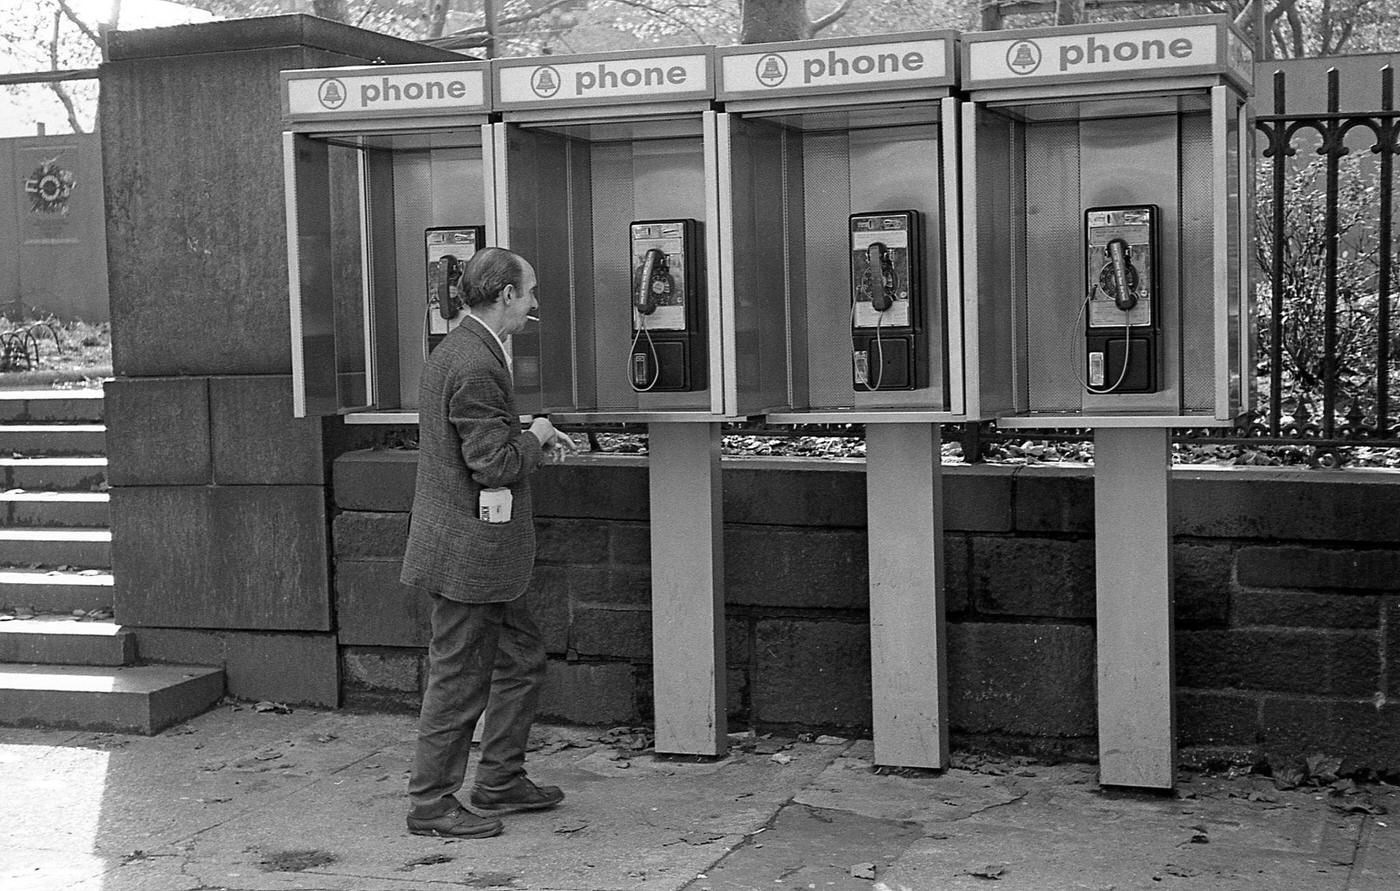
469,777,565,816
407,805,503,838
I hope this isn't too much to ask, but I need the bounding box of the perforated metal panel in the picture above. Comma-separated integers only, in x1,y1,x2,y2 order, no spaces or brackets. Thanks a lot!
1022,121,1082,412
1180,112,1216,412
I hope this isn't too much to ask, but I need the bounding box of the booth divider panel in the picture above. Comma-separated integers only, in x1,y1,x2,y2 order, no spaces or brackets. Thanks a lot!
727,118,796,415
1181,112,1219,413
329,147,369,409
973,112,1020,417
1023,120,1083,413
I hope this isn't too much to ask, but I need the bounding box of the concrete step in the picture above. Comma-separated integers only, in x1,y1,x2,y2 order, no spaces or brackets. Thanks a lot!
0,663,224,734
0,568,113,614
0,424,105,456
0,618,133,665
0,389,104,422
0,529,111,568
0,456,106,491
0,490,109,528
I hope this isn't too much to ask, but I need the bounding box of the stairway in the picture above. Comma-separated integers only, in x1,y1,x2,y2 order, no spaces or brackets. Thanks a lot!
0,388,223,734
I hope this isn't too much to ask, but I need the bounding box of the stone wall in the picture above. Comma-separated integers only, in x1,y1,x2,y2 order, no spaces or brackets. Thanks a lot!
333,450,1400,775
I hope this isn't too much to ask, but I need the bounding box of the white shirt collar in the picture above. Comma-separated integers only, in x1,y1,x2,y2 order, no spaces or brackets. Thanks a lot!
465,311,512,377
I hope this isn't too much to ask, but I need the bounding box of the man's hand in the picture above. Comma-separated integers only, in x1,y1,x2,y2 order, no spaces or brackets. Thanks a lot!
529,416,581,463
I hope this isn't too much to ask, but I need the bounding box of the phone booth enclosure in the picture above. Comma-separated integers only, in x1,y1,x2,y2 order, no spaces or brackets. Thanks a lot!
961,17,1253,425
498,119,713,416
282,62,494,419
715,33,970,421
493,48,720,419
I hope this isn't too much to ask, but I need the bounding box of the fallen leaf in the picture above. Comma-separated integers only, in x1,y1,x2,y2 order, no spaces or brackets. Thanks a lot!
850,862,876,879
963,863,1007,879
770,752,793,765
554,821,589,834
254,701,292,714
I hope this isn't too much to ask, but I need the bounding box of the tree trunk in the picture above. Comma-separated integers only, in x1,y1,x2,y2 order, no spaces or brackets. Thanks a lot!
1055,0,1083,25
741,0,811,44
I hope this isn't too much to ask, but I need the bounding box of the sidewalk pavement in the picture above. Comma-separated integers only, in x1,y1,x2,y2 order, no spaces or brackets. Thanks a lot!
2,705,1396,891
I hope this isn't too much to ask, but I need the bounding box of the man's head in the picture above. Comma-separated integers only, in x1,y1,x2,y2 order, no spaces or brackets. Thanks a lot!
463,246,537,338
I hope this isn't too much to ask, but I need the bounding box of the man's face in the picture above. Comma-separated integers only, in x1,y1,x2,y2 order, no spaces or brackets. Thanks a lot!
501,260,538,338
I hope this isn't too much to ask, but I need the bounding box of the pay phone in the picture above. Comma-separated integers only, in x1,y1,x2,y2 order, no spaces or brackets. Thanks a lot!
629,218,705,392
850,210,924,391
425,226,485,354
1083,205,1159,394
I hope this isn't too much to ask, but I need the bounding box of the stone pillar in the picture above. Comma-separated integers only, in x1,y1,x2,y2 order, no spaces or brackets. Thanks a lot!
99,16,463,705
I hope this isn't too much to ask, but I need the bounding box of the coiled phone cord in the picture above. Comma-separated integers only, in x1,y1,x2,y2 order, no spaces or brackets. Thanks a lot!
850,298,886,392
629,317,660,392
1074,294,1134,395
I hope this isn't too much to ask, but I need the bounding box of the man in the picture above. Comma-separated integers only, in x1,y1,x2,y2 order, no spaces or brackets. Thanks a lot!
402,246,577,839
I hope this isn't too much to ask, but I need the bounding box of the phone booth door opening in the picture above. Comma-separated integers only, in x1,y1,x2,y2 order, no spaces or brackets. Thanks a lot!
281,61,495,420
716,33,989,423
961,16,1253,427
493,48,721,420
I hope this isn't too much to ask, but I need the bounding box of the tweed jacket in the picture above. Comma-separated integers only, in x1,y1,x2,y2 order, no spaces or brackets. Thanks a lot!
401,315,544,603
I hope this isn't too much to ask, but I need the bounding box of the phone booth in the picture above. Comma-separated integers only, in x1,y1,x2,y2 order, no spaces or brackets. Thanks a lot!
715,32,994,769
491,48,727,756
961,15,1253,788
281,61,496,420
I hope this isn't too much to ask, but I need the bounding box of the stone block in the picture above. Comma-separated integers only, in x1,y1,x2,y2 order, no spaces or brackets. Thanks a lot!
968,537,1094,619
333,450,417,512
342,647,421,694
537,660,636,726
571,606,651,660
1387,597,1400,699
1237,545,1400,591
946,623,1097,738
609,523,650,566
210,376,324,485
335,560,430,647
1260,697,1400,774
536,518,609,565
752,619,872,729
332,511,409,561
530,565,571,655
726,616,751,666
944,465,1016,532
1234,590,1381,629
1175,467,1400,542
943,535,971,614
532,456,648,521
1014,466,1094,534
726,527,867,610
1177,629,1380,696
225,632,338,706
725,460,865,528
104,377,210,486
1174,543,1233,628
1176,690,1260,748
134,627,226,666
112,486,329,630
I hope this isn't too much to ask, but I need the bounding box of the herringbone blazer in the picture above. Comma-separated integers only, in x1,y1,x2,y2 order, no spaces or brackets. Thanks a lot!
401,316,544,603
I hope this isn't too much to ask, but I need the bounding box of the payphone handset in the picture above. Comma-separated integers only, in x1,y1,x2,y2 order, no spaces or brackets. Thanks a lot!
425,226,486,349
629,219,704,392
849,211,924,391
1081,205,1160,394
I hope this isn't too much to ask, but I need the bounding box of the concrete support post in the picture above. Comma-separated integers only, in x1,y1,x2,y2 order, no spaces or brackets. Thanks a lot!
1094,426,1175,789
647,422,726,756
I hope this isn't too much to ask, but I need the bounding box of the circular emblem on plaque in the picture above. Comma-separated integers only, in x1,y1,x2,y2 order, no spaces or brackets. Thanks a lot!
755,53,788,88
24,160,75,215
531,65,562,98
318,78,347,109
1006,40,1042,75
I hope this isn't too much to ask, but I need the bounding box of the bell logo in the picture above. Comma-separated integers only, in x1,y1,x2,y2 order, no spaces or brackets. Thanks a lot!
1006,40,1041,75
531,66,561,98
756,53,787,87
318,78,347,109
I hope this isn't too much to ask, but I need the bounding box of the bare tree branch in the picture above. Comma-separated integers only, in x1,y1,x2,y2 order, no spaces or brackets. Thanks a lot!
54,0,104,47
47,11,85,132
810,0,856,35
